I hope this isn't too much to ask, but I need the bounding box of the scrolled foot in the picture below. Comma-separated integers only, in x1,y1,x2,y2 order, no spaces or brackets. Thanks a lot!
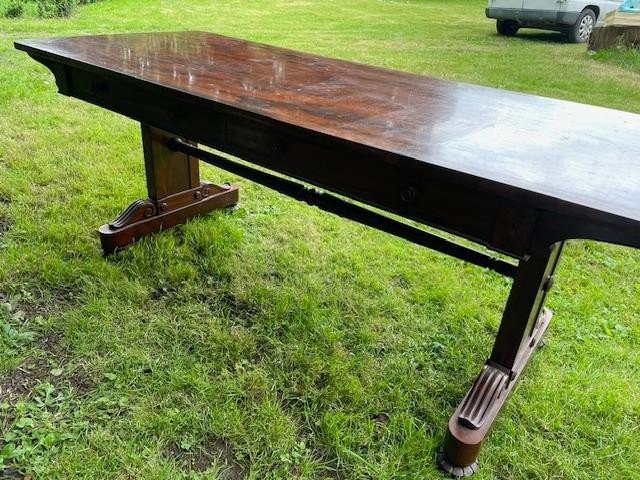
98,181,239,254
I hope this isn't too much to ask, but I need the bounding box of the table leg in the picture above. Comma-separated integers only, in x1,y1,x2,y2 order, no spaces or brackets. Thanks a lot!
439,242,564,476
98,124,239,254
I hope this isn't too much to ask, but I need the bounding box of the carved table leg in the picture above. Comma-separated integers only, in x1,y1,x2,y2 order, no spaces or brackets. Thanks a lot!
439,242,564,476
98,124,239,254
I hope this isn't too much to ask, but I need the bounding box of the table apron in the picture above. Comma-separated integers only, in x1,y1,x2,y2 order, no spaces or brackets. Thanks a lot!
52,62,545,258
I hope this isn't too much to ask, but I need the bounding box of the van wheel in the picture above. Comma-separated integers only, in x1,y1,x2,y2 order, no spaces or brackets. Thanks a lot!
497,19,519,36
567,9,596,43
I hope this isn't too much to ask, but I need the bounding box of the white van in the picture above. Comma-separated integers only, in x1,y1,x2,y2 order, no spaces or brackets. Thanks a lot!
486,1,623,42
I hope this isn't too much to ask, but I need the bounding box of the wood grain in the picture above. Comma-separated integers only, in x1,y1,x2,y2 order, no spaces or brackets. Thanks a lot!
14,32,640,248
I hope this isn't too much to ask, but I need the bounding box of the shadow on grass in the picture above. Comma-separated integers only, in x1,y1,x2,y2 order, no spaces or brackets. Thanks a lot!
489,31,570,44
511,31,570,44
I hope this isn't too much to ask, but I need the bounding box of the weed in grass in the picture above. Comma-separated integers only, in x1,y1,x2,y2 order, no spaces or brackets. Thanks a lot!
0,301,35,355
0,382,86,476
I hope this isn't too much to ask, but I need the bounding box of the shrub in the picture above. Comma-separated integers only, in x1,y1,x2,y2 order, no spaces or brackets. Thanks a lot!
3,0,24,18
36,0,76,18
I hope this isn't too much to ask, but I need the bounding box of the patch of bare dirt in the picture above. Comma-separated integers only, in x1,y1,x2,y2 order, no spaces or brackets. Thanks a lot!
26,290,78,320
38,331,64,354
318,464,346,480
0,357,50,403
0,330,96,409
312,447,347,480
0,290,82,401
0,191,12,241
34,331,96,395
0,287,78,322
373,412,390,439
0,215,11,236
0,333,66,404
165,436,245,479
66,364,96,395
0,465,24,479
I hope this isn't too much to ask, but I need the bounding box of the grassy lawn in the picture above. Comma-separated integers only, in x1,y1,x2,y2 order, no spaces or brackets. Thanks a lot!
0,1,639,478
592,46,640,73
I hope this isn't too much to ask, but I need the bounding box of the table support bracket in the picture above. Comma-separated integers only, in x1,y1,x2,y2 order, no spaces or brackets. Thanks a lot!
98,181,238,254
98,125,239,254
439,242,564,476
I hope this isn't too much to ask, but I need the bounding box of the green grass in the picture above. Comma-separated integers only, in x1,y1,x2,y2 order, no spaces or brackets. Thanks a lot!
592,45,640,73
0,1,639,478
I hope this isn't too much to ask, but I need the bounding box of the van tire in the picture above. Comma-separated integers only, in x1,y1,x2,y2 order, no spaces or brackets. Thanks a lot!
497,19,519,36
566,9,596,43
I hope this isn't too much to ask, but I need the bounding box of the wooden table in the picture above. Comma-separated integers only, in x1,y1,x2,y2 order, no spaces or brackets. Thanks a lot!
15,32,640,477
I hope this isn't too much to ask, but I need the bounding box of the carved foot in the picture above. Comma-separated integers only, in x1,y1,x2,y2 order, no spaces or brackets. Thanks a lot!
98,181,239,254
437,449,479,478
439,308,553,476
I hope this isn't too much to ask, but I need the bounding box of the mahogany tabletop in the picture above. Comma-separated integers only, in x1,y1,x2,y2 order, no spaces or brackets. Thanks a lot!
15,31,640,229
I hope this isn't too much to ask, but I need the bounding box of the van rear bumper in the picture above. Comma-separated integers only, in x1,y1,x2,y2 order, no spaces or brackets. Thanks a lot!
486,8,580,25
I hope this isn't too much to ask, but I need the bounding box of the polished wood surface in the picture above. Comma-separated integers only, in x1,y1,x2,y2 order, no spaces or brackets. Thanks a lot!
15,32,640,231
